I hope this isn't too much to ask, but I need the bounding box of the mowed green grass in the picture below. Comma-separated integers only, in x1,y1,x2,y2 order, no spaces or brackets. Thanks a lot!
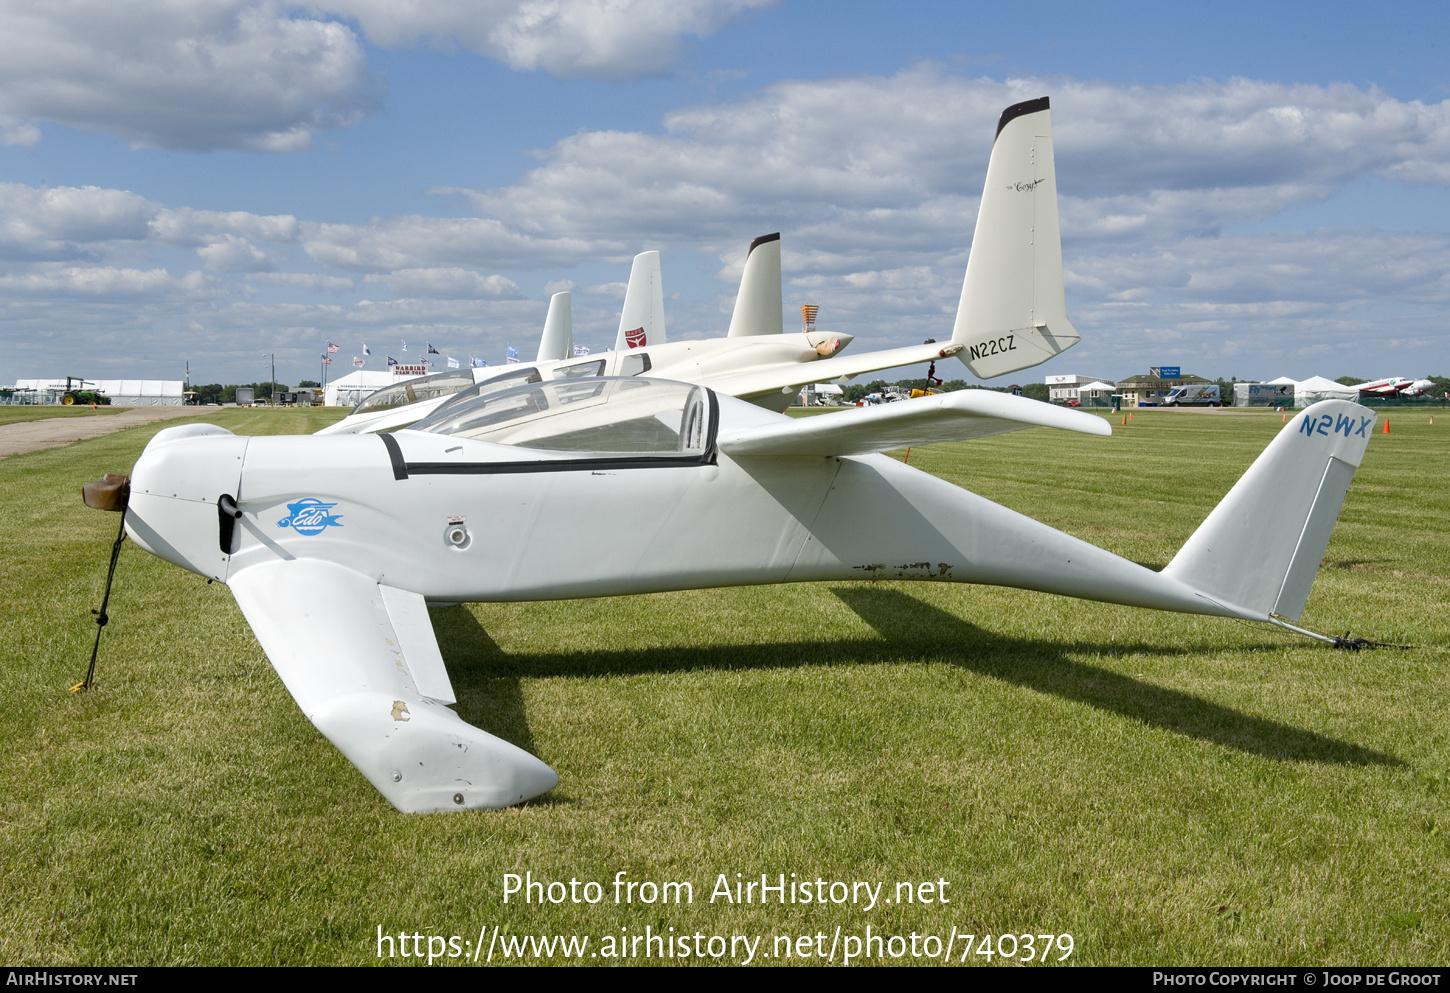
1,406,1445,966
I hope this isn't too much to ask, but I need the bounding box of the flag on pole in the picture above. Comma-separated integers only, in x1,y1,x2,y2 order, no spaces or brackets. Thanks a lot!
422,359,433,369
447,356,459,369
401,341,407,352
470,357,486,368
427,342,440,354
573,344,590,356
506,345,519,364
326,341,339,354
353,356,364,368
322,355,332,365
387,356,398,366
362,343,370,355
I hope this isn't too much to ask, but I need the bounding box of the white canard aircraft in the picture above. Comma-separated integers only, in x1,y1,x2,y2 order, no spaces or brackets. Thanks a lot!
317,97,1080,436
96,380,1377,812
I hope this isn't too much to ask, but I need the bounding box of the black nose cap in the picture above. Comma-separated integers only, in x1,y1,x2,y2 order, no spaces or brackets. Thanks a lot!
81,474,130,512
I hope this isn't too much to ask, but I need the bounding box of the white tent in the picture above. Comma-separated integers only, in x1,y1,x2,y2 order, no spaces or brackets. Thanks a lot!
1294,375,1358,406
1266,376,1298,385
13,378,185,405
325,370,395,407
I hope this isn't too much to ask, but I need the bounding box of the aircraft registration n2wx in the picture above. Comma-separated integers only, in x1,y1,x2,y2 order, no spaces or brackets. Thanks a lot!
89,378,1378,811
317,97,1080,435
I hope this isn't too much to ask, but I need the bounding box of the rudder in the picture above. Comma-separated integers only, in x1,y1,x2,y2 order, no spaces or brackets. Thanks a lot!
536,291,573,362
614,250,666,351
727,232,783,338
1162,400,1377,620
952,97,1080,379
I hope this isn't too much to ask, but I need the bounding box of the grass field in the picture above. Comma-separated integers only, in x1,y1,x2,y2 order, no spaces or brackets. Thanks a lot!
1,405,1445,967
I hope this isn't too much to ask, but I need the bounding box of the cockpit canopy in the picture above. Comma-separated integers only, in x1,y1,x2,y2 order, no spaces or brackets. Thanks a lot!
409,377,712,456
351,369,482,415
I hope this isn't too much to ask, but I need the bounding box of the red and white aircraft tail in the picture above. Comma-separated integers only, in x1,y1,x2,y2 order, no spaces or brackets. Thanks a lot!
614,250,666,351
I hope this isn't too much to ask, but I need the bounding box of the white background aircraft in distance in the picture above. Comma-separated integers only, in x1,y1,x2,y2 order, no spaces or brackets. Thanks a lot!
319,98,1080,436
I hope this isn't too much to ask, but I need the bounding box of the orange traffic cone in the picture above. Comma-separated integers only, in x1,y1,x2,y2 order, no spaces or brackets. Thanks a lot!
1281,414,1286,422
1383,418,1389,434
1121,414,1127,426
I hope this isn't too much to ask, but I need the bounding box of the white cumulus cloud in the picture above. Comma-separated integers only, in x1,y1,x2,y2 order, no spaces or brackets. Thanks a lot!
0,0,377,151
365,267,522,298
0,1,773,151
0,265,221,299
197,234,282,272
318,0,773,78
0,183,160,260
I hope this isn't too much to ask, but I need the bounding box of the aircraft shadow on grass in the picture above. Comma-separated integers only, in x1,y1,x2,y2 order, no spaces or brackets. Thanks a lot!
431,588,1401,772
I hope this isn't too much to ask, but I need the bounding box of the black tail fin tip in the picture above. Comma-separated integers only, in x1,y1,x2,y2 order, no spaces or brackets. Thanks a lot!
747,232,781,255
995,96,1050,141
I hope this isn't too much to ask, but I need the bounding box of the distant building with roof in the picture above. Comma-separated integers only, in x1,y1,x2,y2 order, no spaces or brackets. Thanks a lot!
1044,373,1116,403
1115,369,1211,408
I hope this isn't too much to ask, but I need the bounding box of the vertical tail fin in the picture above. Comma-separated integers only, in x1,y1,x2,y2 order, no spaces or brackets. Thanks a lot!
1162,400,1377,621
727,232,783,337
536,291,573,362
952,97,1079,378
614,250,666,351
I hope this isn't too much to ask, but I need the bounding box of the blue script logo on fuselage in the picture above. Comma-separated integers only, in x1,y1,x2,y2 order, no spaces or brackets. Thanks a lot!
277,498,343,536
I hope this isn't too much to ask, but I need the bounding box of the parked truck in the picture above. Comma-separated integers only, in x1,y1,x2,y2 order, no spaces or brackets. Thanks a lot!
1162,384,1221,407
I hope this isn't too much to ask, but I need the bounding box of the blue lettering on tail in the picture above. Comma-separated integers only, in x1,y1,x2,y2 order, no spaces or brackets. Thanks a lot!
1299,416,1316,437
1356,416,1372,437
1316,414,1331,436
1335,413,1355,436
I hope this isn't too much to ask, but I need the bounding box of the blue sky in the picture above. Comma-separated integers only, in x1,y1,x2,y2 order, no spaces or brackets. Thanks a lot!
1,0,1447,387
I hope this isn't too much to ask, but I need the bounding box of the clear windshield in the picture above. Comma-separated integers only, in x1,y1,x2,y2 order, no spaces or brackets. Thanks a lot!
352,369,479,415
411,377,711,455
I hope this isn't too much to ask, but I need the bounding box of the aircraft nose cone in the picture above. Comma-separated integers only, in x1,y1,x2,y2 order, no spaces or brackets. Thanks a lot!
510,753,561,805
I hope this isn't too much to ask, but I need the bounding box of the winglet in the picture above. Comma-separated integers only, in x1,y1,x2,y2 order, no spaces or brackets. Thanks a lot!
952,97,1079,378
727,233,783,338
614,250,666,351
1162,400,1377,621
536,291,573,363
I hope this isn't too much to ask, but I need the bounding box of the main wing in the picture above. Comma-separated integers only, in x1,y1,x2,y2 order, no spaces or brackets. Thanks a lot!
718,389,1109,457
229,559,557,812
704,341,963,405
